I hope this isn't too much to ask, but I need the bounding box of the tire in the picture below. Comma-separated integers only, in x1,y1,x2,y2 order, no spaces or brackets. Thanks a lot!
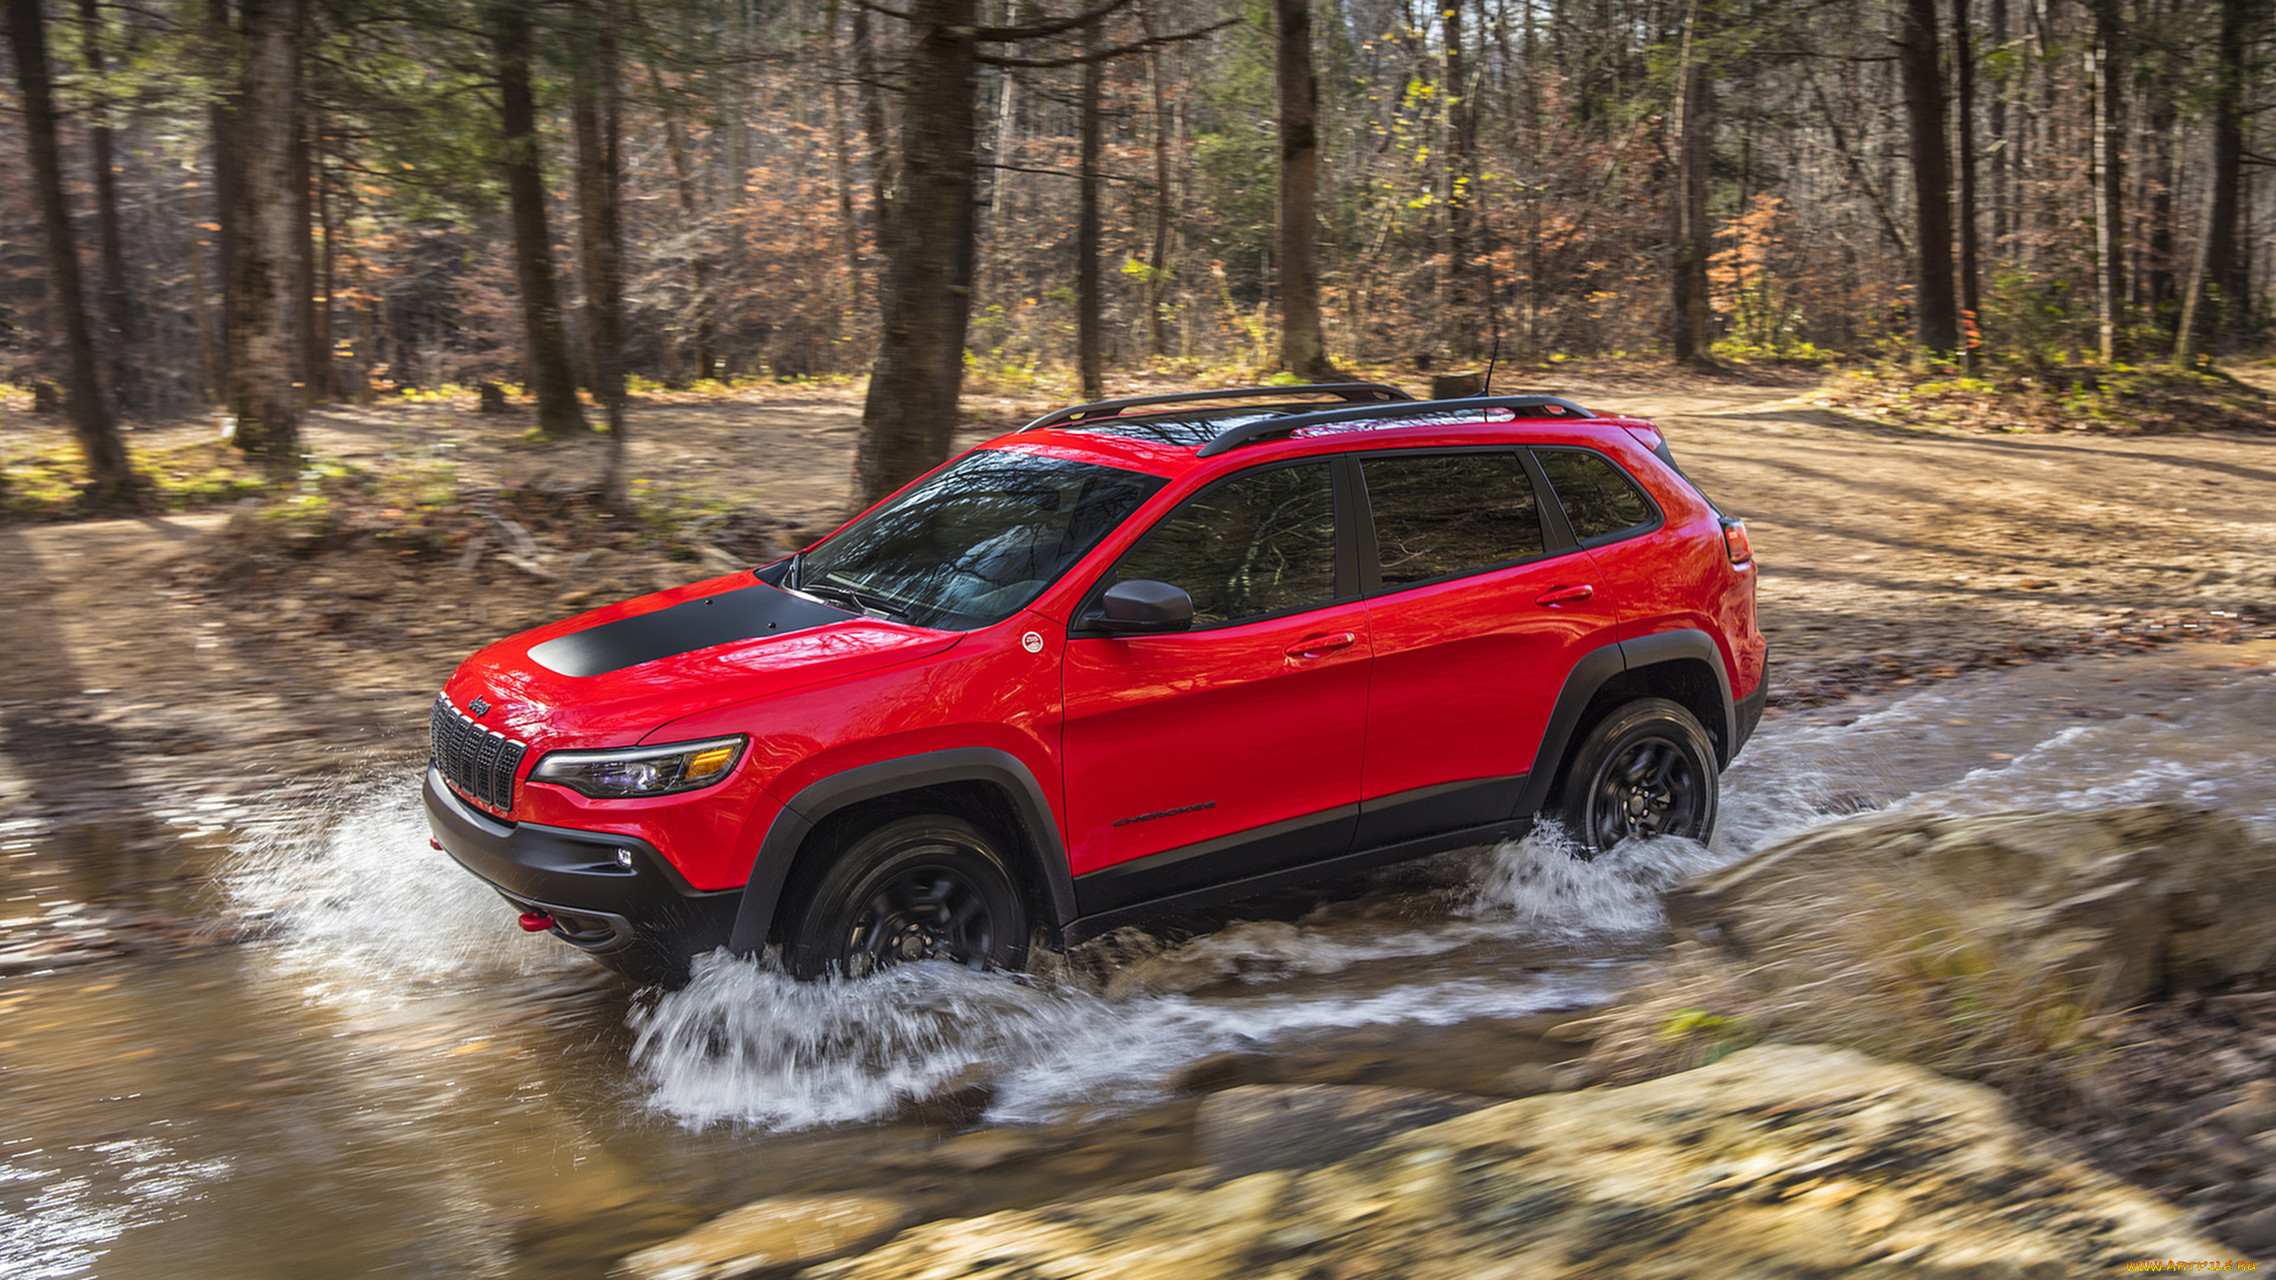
1554,697,1719,857
780,814,1030,980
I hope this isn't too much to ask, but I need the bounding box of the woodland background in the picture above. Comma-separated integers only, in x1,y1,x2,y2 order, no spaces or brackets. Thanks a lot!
1,0,2270,506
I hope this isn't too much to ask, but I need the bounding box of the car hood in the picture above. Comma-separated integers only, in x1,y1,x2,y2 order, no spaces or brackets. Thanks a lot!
441,572,962,749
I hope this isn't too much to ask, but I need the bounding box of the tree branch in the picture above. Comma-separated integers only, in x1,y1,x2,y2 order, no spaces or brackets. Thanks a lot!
975,0,1136,43
976,17,1235,67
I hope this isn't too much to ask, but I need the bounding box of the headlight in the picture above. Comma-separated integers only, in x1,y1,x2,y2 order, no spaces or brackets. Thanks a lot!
530,736,747,799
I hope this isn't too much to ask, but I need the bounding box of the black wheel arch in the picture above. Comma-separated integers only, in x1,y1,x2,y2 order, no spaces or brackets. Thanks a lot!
1514,629,1737,818
727,748,1077,958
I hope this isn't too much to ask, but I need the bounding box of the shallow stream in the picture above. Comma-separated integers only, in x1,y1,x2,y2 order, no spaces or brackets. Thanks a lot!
5,641,2273,1278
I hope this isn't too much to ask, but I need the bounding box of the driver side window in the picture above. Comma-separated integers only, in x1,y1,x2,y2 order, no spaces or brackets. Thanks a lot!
1110,461,1338,627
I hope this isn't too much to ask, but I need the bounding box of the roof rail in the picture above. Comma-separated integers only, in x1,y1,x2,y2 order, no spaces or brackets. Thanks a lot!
1195,394,1596,457
1016,382,1412,434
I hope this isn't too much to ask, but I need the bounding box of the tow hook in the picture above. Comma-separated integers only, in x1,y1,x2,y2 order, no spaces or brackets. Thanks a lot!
517,910,556,933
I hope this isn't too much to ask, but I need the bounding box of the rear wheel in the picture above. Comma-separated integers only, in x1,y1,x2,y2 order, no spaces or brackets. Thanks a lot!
1555,698,1718,857
780,814,1029,980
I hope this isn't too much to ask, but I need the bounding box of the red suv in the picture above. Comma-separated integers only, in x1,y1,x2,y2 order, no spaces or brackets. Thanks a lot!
424,385,1766,985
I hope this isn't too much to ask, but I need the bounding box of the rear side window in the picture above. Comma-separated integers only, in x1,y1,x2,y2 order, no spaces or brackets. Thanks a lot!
1362,451,1545,587
1111,461,1337,626
1536,448,1656,541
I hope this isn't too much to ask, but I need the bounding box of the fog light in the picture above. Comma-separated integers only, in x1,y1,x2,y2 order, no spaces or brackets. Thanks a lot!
614,847,635,869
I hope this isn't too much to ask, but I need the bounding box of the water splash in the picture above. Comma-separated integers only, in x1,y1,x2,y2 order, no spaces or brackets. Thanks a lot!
218,776,583,993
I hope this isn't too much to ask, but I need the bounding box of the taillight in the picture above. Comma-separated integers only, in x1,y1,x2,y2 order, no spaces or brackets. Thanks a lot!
1721,518,1753,565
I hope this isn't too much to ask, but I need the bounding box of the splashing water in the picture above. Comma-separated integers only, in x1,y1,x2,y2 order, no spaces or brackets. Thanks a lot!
204,645,2276,1132
219,775,587,996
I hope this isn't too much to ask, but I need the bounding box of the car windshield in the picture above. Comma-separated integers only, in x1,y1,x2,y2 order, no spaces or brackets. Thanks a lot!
795,448,1166,630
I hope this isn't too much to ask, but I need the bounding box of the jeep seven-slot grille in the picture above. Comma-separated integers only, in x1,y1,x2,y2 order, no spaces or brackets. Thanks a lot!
430,694,527,814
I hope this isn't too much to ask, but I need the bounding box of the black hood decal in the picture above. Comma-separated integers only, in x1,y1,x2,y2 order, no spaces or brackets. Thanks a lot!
528,583,855,678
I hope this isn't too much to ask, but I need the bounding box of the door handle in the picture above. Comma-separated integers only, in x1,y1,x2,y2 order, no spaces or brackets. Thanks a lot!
1534,584,1595,607
1286,631,1358,659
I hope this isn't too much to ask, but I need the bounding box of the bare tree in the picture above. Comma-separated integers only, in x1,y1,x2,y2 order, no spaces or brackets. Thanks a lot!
491,0,587,438
2174,0,2248,367
1669,0,1715,368
6,0,137,498
1896,0,1959,358
2088,0,2125,361
226,0,304,467
1274,0,1334,379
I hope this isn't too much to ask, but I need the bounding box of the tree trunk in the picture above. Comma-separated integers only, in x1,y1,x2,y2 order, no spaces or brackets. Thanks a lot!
2088,0,2125,362
1896,0,1959,359
1440,0,1478,359
1669,0,1714,368
826,0,862,317
851,5,896,247
294,107,328,404
491,1,587,438
75,0,135,409
570,0,627,507
1143,18,1172,359
1954,0,1982,367
652,67,714,382
2173,0,2246,366
208,0,239,396
1273,0,1334,379
225,0,302,466
571,0,624,416
189,199,219,404
1987,0,2008,251
6,0,136,498
854,0,980,506
1076,21,1104,399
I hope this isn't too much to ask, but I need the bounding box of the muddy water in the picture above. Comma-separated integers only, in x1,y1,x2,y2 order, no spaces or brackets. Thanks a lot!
5,642,2274,1278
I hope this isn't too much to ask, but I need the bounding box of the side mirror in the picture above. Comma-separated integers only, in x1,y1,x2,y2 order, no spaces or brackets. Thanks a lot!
1092,579,1194,635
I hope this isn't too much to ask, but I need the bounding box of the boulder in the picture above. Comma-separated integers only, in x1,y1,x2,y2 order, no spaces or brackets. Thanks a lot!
612,1193,920,1280
1667,804,2276,1012
805,1045,2242,1280
1194,1084,1493,1178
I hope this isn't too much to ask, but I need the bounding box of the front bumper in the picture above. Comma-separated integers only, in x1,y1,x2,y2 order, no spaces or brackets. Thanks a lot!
422,767,740,984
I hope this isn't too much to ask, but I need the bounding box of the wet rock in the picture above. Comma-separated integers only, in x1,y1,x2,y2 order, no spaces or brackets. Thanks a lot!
896,1063,995,1128
1194,1084,1493,1178
874,1128,1068,1174
1164,1049,1278,1095
612,1193,921,1280
808,1045,2241,1280
2224,1205,2276,1255
1668,804,2276,1012
1493,1062,1592,1097
2208,1081,2276,1136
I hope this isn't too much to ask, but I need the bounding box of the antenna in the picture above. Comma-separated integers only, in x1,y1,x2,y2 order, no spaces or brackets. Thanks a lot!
1482,335,1502,396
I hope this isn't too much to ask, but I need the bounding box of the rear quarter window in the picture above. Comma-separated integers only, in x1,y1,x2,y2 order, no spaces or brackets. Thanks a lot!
1535,447,1659,543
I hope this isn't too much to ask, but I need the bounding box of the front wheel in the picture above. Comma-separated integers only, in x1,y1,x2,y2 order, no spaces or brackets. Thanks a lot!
1554,698,1719,857
780,814,1030,980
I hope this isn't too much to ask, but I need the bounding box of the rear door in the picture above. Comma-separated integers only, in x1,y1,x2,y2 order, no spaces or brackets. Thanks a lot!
1352,448,1622,845
1061,458,1370,911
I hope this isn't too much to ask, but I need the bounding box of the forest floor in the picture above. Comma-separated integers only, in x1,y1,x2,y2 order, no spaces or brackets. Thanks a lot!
1,364,2272,832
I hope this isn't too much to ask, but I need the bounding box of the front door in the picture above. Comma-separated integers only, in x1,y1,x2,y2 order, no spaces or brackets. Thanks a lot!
1061,458,1370,914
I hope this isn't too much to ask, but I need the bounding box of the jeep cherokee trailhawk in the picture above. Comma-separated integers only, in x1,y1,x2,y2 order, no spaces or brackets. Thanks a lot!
424,384,1767,985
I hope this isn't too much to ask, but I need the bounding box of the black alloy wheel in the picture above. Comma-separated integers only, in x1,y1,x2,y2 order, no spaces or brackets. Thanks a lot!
1556,697,1719,857
782,814,1029,980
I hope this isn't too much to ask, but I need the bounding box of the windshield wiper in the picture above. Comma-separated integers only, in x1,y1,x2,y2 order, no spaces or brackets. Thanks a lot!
802,579,902,622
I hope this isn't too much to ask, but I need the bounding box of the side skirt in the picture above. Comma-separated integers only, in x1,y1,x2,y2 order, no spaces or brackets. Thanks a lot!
1060,816,1533,947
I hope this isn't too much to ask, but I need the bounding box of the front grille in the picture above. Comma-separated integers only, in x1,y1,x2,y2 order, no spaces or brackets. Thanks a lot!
430,694,528,814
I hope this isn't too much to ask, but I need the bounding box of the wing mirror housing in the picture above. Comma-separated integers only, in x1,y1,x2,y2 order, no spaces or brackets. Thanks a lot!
1090,580,1194,635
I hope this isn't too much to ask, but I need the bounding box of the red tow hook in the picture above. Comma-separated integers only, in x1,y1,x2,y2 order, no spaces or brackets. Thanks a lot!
517,910,556,933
